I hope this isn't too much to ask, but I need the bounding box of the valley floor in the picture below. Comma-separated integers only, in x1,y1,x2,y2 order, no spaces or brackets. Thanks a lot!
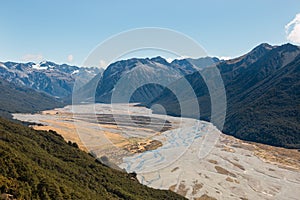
13,104,300,200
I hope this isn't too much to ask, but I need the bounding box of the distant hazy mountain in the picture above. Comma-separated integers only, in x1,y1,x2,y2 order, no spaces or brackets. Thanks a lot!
148,43,300,148
77,56,219,104
0,78,64,118
0,61,102,98
171,57,220,74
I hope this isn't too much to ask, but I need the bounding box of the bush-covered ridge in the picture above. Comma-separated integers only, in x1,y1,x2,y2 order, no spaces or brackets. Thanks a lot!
0,117,186,200
0,78,64,119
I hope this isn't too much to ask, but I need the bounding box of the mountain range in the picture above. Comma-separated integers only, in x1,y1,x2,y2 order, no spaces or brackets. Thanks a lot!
0,61,102,98
0,43,299,199
71,44,300,148
89,56,219,104
1,43,299,149
147,43,300,148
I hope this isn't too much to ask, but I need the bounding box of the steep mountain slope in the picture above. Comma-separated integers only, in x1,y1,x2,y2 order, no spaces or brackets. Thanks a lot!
0,117,186,200
78,56,219,104
0,78,64,118
95,57,181,103
0,61,102,98
148,43,300,148
224,44,300,148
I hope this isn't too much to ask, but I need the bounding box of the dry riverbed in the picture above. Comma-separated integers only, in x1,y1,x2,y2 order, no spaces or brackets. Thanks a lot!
13,104,300,200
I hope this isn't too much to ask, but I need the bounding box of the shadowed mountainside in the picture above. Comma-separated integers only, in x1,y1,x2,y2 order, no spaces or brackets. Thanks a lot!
73,56,219,104
148,43,300,148
0,78,64,119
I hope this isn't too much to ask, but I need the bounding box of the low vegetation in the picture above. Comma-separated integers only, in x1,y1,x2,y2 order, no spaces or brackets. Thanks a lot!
0,117,185,200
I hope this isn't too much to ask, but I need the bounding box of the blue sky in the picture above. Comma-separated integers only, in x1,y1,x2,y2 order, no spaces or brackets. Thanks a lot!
1,0,300,67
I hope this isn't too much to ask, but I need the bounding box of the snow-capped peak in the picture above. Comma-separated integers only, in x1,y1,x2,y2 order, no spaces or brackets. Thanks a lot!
0,63,8,70
72,69,80,75
32,63,48,70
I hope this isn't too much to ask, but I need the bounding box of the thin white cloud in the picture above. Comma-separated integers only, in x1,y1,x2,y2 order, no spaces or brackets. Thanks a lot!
165,58,174,63
99,60,107,68
67,54,74,62
165,56,190,63
21,54,43,62
219,56,232,60
285,13,300,44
